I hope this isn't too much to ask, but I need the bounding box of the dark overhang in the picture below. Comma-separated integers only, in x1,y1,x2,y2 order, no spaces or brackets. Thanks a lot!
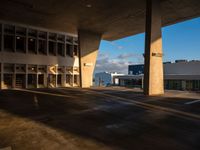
0,0,200,40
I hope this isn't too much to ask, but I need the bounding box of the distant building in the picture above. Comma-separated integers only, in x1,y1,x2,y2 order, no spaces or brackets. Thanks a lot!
94,72,124,86
128,64,144,75
116,60,200,91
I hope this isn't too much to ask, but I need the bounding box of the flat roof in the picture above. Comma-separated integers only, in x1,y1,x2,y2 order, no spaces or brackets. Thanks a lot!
0,0,200,40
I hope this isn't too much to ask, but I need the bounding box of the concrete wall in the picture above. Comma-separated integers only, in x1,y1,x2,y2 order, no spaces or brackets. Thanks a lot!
164,61,200,75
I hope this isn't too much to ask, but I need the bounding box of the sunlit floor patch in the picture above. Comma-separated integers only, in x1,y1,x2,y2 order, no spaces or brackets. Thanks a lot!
185,99,200,105
0,146,12,150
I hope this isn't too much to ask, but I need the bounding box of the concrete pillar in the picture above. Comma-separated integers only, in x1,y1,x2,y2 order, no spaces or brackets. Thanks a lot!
72,74,74,87
25,64,28,88
55,74,57,88
12,74,16,88
78,30,101,88
62,66,66,87
144,0,164,95
13,64,16,88
44,74,48,88
1,63,3,89
55,66,58,88
36,74,39,88
26,28,28,54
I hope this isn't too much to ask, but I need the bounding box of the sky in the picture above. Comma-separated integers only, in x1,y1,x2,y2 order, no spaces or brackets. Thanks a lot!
95,17,200,74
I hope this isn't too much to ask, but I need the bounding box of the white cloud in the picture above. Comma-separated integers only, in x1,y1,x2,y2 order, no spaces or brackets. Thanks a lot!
110,41,124,50
117,53,143,60
95,59,131,74
95,52,144,74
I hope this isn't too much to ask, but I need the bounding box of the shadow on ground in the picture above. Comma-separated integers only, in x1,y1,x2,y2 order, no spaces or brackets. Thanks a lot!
0,88,199,150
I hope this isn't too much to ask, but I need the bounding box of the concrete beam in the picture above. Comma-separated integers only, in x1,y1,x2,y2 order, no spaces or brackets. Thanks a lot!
144,0,164,95
78,30,101,88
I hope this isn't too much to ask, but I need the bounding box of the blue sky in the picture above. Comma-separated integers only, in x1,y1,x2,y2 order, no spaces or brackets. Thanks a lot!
95,17,200,74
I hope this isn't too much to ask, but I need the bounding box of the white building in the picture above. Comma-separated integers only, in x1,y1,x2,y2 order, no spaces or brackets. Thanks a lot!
94,72,124,86
115,60,200,91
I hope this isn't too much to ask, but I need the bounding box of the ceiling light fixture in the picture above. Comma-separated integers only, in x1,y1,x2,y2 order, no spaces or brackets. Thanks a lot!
86,4,92,8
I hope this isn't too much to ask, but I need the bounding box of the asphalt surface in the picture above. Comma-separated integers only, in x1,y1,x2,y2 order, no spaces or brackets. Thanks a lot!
0,87,199,150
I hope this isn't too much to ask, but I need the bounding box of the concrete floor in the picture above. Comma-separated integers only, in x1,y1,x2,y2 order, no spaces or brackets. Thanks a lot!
0,87,199,150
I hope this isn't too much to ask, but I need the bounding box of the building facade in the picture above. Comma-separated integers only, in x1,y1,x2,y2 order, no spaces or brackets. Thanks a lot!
0,22,80,89
117,60,200,91
163,60,200,91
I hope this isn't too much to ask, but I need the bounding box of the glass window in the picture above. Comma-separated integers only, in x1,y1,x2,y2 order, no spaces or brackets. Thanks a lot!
57,43,64,56
66,36,73,43
66,74,72,84
49,33,57,41
38,31,47,39
66,44,73,57
16,36,26,52
28,29,37,37
74,45,78,56
4,25,15,34
38,40,47,54
38,74,44,85
4,35,14,52
4,74,13,87
57,74,62,85
16,27,26,36
74,75,79,84
0,24,2,51
57,34,65,42
28,74,36,85
28,38,36,53
49,41,56,55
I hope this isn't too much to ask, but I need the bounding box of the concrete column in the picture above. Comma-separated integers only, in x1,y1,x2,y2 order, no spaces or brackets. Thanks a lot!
1,63,3,89
26,28,28,54
63,67,66,87
36,74,39,88
72,74,74,87
72,66,74,87
78,30,101,88
13,64,16,88
144,0,164,95
44,74,48,88
47,32,49,56
55,66,58,88
25,64,28,88
12,74,16,88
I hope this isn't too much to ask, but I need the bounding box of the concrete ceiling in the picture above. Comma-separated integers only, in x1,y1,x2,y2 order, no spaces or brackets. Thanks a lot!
0,0,200,40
